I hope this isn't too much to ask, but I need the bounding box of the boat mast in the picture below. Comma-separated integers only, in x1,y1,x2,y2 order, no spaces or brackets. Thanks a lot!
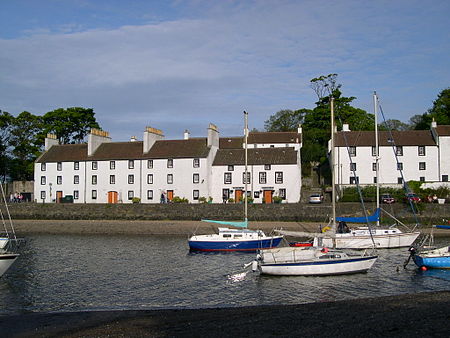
330,98,336,232
374,92,380,226
244,110,248,222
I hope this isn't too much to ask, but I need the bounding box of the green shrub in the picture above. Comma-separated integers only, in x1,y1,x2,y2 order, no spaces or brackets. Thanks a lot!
172,196,188,203
131,197,141,204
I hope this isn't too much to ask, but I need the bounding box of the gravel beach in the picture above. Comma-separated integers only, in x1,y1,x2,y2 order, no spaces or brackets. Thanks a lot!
1,291,449,337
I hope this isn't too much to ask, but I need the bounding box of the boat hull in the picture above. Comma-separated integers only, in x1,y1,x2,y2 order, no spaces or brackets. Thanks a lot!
413,246,450,269
320,232,420,249
0,253,19,277
189,237,283,252
260,255,378,276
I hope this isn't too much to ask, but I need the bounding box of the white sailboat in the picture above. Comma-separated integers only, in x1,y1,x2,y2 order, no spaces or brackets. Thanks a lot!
0,183,19,277
316,92,419,249
188,111,283,252
252,98,378,276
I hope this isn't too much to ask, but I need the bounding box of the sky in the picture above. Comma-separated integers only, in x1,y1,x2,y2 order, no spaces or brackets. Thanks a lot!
1,0,449,141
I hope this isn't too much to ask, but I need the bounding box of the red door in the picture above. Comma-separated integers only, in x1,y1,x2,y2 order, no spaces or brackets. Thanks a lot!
235,190,243,203
108,191,118,204
264,190,273,204
167,190,174,202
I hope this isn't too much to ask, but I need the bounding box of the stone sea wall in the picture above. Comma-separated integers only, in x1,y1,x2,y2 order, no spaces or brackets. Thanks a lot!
4,202,449,223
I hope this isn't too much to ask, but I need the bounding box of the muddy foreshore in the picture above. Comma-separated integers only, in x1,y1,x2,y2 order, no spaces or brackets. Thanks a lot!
1,291,449,337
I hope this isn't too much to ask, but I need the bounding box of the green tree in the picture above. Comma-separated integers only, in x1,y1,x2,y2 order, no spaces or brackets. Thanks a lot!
264,109,309,132
41,107,99,144
0,111,14,181
413,88,450,129
378,119,411,131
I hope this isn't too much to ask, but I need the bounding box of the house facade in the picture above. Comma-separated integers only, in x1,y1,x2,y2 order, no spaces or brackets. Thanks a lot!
34,125,302,204
332,122,450,188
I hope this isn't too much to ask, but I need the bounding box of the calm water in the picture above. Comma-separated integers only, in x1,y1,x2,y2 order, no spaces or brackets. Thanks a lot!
0,233,449,315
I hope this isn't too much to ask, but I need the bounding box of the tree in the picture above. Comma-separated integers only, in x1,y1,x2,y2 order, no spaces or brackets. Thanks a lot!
0,111,14,182
41,107,100,144
264,109,309,132
413,88,450,130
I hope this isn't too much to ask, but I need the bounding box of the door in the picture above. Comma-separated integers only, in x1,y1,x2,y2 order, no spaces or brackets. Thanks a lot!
167,190,174,202
108,191,118,204
234,189,243,203
264,190,273,204
56,191,63,203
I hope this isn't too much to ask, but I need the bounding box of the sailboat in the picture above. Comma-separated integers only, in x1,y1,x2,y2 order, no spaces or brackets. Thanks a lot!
316,92,420,249
252,98,378,276
188,111,283,252
0,183,19,277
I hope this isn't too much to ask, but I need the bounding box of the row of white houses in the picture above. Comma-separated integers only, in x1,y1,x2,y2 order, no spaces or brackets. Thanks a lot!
34,121,450,204
34,124,302,204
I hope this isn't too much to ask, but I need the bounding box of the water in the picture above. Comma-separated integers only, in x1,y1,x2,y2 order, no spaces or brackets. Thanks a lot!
0,233,449,315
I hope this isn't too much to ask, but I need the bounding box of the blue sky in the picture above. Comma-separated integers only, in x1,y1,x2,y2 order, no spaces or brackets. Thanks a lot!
1,0,449,141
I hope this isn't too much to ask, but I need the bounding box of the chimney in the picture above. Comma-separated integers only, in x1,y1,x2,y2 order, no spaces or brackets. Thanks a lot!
45,133,59,151
184,130,190,140
130,136,137,142
207,123,219,148
342,124,350,132
143,126,164,153
431,118,437,128
88,128,111,156
297,124,302,134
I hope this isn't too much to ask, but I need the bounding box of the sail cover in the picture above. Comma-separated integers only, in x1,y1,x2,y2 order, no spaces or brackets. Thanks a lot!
434,225,450,230
201,219,248,228
335,208,380,223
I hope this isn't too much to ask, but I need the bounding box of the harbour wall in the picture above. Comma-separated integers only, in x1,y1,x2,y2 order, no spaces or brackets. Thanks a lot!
3,202,449,223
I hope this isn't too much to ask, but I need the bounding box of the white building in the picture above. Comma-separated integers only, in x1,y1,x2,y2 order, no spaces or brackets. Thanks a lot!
332,122,450,188
34,125,302,204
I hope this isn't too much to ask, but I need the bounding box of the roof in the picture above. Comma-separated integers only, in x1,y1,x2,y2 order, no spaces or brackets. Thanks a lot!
219,137,243,149
145,138,210,159
36,144,88,163
435,125,450,136
248,132,301,144
213,147,298,166
334,130,436,147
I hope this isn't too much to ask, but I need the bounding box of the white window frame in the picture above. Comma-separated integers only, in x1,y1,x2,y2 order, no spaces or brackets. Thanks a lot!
224,172,232,184
147,174,153,184
41,163,46,171
275,172,283,184
128,174,134,184
74,175,79,184
92,175,97,185
193,158,200,168
167,174,173,184
259,172,267,184
110,161,115,170
110,175,115,184
92,161,98,170
193,173,199,184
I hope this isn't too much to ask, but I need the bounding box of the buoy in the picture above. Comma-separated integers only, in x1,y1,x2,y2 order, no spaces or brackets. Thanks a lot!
420,266,427,271
251,260,258,272
321,247,329,253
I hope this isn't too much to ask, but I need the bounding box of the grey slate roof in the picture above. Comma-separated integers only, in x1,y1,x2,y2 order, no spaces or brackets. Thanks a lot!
213,147,298,166
335,130,436,147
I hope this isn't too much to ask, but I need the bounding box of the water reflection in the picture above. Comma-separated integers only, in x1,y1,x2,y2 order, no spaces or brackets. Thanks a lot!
0,233,448,315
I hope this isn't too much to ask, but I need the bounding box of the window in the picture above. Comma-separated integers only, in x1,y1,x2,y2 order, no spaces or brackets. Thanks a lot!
350,163,357,171
193,173,199,184
398,177,403,184
349,146,356,157
147,160,153,169
57,162,62,171
373,177,377,184
242,172,250,184
110,161,115,170
193,190,199,200
74,190,79,200
147,174,153,184
74,161,79,170
147,190,153,200
40,191,46,200
443,175,449,182
110,175,115,184
372,163,377,171
419,162,426,170
167,159,173,168
419,176,425,182
222,189,230,201
92,175,97,185
418,146,425,156
228,165,234,171
395,146,403,156
371,146,377,156
224,172,232,184
41,176,46,185
57,176,62,185
74,175,79,184
254,191,260,198
128,174,134,184
193,158,200,168
397,162,403,170
259,172,267,184
167,174,173,184
128,160,134,169
41,163,46,171
275,172,283,184
92,190,97,199
128,191,134,200
350,176,359,184
92,161,98,170
264,164,271,170
279,188,286,200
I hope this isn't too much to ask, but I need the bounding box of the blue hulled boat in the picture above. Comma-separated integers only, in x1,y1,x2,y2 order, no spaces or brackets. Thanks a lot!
410,224,450,270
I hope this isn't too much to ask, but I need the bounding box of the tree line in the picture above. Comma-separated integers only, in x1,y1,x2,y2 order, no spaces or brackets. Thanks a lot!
0,107,100,182
264,74,450,178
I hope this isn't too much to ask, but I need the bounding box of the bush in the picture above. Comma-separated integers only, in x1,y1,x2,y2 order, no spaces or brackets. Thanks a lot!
172,196,188,203
198,196,207,203
228,198,235,203
273,196,283,203
131,197,141,204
